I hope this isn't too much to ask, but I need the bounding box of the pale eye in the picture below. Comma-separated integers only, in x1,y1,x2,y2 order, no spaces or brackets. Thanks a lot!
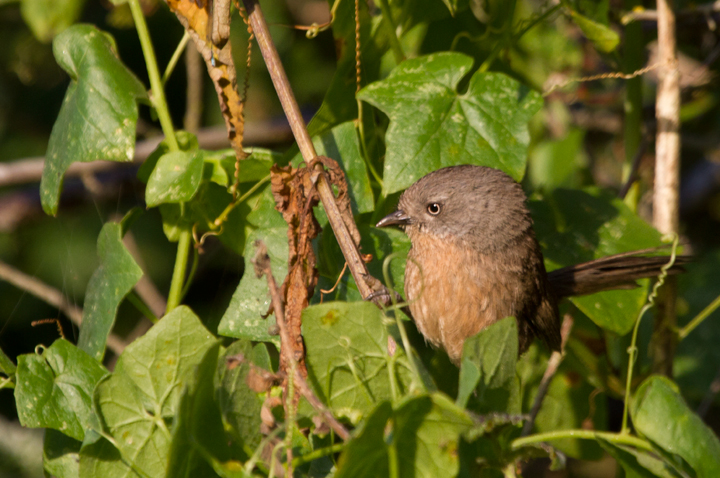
426,203,441,215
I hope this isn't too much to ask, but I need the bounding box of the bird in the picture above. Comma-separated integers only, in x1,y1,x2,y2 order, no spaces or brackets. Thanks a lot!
376,165,687,365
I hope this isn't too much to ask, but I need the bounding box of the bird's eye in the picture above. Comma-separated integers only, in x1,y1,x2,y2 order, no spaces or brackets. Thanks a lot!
427,203,441,215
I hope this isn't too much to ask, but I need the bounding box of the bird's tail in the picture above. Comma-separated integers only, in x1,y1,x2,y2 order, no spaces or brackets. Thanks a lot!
547,248,690,299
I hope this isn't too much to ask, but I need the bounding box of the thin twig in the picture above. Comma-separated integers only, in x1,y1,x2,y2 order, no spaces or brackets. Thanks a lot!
243,0,388,305
543,61,668,96
184,39,204,133
622,1,720,24
122,232,167,318
0,259,125,355
0,124,291,188
320,262,348,301
254,241,351,442
254,241,296,472
521,314,574,436
618,135,648,200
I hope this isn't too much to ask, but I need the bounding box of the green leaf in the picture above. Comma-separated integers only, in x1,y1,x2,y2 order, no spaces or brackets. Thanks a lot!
568,0,610,23
394,394,474,476
631,375,720,478
20,0,86,42
44,429,82,478
85,306,217,477
358,52,542,195
168,343,246,478
202,150,237,187
0,345,16,376
336,395,473,478
211,147,278,186
41,25,148,215
317,225,411,295
78,430,128,478
137,131,199,184
159,203,191,243
77,222,143,361
145,150,205,207
218,182,288,336
437,0,469,16
676,251,720,399
335,401,393,478
532,372,604,459
217,226,286,344
15,339,107,441
306,0,386,138
217,341,263,452
246,184,286,229
238,149,280,180
457,316,520,413
302,301,414,421
597,439,681,478
156,164,271,250
528,128,587,191
567,10,619,53
291,121,374,214
529,187,665,335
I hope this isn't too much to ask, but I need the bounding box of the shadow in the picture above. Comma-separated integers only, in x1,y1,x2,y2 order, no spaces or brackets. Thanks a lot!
528,188,622,268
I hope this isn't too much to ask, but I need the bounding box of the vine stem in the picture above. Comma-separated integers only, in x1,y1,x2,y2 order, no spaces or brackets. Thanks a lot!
128,0,191,314
213,174,271,227
162,31,191,85
512,430,654,453
290,443,345,468
166,227,192,313
677,293,720,340
126,291,159,324
128,0,179,152
621,236,679,434
382,253,422,388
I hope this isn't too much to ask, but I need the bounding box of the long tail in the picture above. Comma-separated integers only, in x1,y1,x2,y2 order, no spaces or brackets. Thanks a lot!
547,248,691,299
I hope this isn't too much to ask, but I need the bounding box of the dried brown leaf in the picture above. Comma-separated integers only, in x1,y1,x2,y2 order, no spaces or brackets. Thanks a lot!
164,0,248,159
269,164,322,379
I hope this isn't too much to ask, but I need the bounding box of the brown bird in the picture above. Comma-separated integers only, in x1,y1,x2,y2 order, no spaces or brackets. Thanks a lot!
376,165,686,364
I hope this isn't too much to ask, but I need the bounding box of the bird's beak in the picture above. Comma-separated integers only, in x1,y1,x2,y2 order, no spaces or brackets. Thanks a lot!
376,210,410,228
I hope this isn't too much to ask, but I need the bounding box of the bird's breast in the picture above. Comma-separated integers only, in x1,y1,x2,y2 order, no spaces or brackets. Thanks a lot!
405,234,520,363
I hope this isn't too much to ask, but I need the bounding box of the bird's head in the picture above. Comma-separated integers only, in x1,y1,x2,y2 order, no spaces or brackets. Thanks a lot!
376,165,533,252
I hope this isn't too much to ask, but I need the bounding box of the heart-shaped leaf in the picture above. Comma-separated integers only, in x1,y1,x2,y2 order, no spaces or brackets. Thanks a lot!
457,316,520,413
303,301,414,421
16,339,107,441
358,52,542,195
631,375,720,478
335,394,472,477
77,222,143,361
41,25,147,215
530,188,666,335
82,306,216,477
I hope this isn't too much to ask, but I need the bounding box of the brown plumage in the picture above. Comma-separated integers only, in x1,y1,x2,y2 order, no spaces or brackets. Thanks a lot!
376,165,687,365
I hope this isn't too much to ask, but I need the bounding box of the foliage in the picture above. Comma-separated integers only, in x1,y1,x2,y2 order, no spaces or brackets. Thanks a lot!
1,0,720,477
